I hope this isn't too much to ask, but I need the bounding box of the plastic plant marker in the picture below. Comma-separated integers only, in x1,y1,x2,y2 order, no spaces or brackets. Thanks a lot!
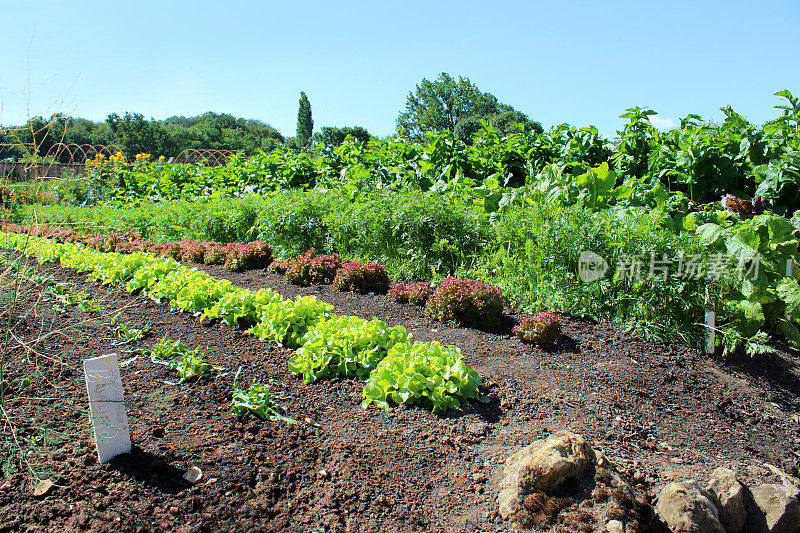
704,310,716,354
83,353,132,464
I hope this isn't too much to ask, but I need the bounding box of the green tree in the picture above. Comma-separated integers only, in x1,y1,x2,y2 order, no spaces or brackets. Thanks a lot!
320,126,371,149
107,112,176,157
397,72,541,140
296,92,313,148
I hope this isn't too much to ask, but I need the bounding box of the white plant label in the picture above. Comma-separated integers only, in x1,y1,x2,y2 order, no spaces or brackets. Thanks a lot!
704,310,716,354
83,353,132,464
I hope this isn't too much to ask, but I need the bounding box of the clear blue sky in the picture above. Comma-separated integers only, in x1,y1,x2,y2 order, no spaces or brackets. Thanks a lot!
0,0,797,137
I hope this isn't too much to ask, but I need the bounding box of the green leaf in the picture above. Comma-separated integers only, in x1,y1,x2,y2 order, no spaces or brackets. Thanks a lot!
696,223,726,248
776,319,800,347
776,278,800,321
731,300,765,337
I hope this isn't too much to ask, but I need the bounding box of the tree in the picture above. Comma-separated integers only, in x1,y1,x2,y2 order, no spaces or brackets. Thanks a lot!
296,91,313,148
106,112,176,157
320,126,371,149
397,72,541,140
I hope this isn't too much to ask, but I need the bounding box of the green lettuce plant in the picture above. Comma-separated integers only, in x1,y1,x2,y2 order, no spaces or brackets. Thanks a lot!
289,316,409,383
362,341,485,413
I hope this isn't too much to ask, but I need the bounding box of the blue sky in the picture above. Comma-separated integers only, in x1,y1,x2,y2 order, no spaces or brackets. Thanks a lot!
0,0,797,137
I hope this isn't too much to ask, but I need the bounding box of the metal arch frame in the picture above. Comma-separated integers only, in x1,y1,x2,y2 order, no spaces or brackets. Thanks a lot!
44,143,126,164
173,148,235,166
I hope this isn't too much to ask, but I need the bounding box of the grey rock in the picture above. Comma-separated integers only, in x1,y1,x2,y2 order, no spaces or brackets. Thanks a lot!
654,481,725,533
605,519,624,533
706,467,746,533
746,484,800,533
498,431,596,519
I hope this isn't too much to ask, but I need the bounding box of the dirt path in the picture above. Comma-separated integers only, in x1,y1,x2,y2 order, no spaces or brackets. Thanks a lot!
0,257,798,532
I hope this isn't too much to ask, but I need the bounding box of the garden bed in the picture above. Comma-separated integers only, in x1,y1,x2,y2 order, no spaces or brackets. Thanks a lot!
0,254,798,532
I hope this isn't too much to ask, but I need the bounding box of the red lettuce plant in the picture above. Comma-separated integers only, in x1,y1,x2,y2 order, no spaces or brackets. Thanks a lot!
332,261,389,294
425,278,504,328
147,242,183,260
267,259,293,275
203,244,230,265
115,239,149,253
286,248,343,285
389,281,432,305
178,240,208,263
224,241,273,271
513,312,561,346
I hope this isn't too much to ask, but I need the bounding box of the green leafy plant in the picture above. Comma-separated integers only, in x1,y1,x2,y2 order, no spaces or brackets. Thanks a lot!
143,336,223,383
362,341,485,413
289,316,409,383
247,296,333,348
231,369,297,423
202,287,282,328
114,321,148,344
695,211,800,351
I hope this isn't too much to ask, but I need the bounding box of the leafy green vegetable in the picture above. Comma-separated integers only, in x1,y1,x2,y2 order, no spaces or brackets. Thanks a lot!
231,370,296,423
144,336,223,383
202,287,282,327
362,341,485,413
247,296,333,348
289,316,409,383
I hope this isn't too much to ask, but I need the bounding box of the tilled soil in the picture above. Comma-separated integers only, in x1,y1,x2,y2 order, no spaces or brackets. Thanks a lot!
0,256,798,532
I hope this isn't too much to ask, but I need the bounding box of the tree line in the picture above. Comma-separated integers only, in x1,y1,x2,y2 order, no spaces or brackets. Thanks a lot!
0,72,540,160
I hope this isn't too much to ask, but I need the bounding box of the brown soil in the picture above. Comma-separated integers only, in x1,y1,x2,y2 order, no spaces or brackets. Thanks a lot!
0,255,798,532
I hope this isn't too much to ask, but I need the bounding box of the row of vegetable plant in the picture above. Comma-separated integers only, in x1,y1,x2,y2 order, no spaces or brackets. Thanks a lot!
0,231,486,413
1,223,272,272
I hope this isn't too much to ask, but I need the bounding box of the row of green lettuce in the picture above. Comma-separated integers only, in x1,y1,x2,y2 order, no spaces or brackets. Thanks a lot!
0,231,485,413
27,190,800,353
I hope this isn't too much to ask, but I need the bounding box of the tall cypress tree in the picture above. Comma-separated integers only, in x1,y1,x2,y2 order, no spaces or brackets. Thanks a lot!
296,91,313,148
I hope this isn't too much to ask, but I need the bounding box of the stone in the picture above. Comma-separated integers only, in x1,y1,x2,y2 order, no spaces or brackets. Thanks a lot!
706,467,746,533
605,519,624,533
746,484,800,533
33,479,54,497
472,472,487,484
498,431,596,519
654,481,725,533
182,466,202,484
465,422,489,437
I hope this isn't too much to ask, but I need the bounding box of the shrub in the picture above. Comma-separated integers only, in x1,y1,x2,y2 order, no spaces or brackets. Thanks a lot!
389,281,432,305
285,248,343,286
332,261,389,294
425,278,504,328
513,312,561,346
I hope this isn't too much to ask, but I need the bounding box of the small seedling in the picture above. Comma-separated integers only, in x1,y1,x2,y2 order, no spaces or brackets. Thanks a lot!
48,283,106,313
114,321,148,344
230,368,296,423
141,336,224,383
